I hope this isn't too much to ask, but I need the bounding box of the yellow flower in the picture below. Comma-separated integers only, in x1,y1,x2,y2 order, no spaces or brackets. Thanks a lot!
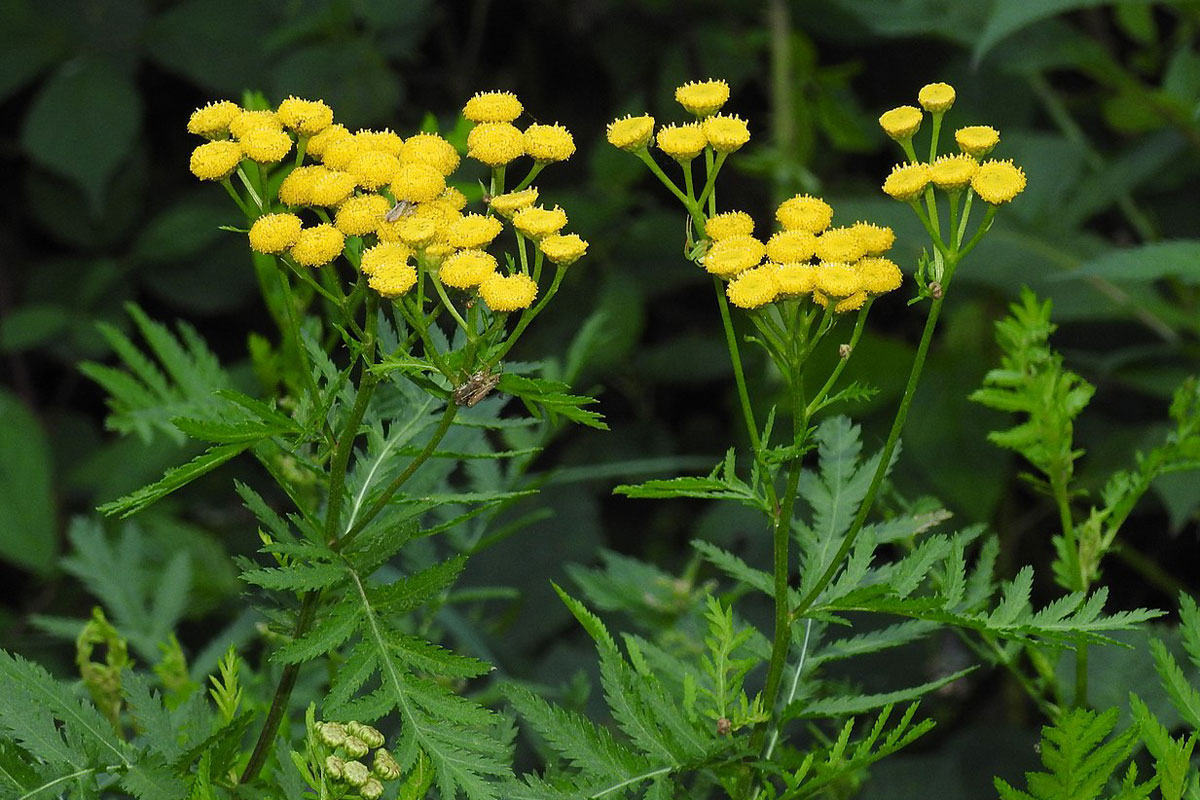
705,211,754,241
930,153,978,191
446,214,504,249
814,227,866,263
391,163,446,203
463,91,523,123
307,124,352,158
368,262,418,298
512,205,568,239
814,262,862,297
656,123,707,161
187,100,240,138
878,106,922,141
289,224,344,267
240,128,293,163
417,198,462,231
971,159,1026,204
702,234,765,277
467,122,525,166
320,137,364,170
334,194,391,236
360,242,413,276
440,249,497,289
882,162,931,202
775,194,833,233
278,165,324,206
539,233,588,266
400,133,460,176
276,96,333,135
917,83,955,113
228,109,282,139
345,151,400,190
726,265,779,309
480,272,538,312
848,222,895,255
425,242,455,261
955,125,999,158
767,230,817,263
489,187,538,217
675,79,730,116
189,140,242,181
855,257,903,294
354,129,405,156
441,186,468,210
309,170,358,206
388,216,439,248
775,262,816,296
248,213,302,253
833,291,868,313
702,114,750,153
524,123,575,162
606,114,654,151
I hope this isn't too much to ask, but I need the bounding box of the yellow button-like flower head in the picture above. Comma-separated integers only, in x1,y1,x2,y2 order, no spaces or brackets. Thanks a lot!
955,125,1000,158
334,194,391,236
513,205,568,239
440,186,468,210
815,227,866,264
368,262,418,298
290,224,344,267
814,262,862,298
467,122,525,166
320,137,364,170
878,106,923,141
524,123,576,162
360,242,413,277
539,233,588,266
834,291,868,313
489,187,538,217
705,211,754,241
702,234,765,277
240,128,293,163
187,100,240,138
930,153,978,191
189,140,243,181
463,91,523,123
656,123,707,162
767,230,817,263
480,272,538,312
440,249,498,289
848,222,895,256
727,265,779,309
346,151,400,190
391,163,446,203
776,194,833,233
775,262,816,297
446,214,504,249
276,96,333,135
675,79,730,116
248,213,302,254
400,133,461,176
307,124,352,158
855,257,903,294
308,170,358,207
882,162,931,202
606,114,654,151
389,216,439,248
278,165,324,206
702,114,750,153
354,129,405,156
229,109,282,139
971,159,1026,204
917,83,955,113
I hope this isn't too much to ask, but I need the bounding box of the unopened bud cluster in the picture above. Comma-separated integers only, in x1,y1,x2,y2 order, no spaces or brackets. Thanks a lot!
317,720,400,800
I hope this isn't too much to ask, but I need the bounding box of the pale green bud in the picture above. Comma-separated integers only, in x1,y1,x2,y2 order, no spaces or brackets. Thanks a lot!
342,760,370,787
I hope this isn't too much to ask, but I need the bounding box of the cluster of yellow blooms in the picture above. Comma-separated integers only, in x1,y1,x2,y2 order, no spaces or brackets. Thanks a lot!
186,92,586,314
607,79,751,158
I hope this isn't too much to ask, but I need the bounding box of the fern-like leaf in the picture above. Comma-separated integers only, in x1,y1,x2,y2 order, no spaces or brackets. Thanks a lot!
994,707,1136,800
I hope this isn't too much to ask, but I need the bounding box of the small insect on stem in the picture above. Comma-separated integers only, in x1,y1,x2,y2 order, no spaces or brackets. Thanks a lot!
452,367,501,407
385,199,417,223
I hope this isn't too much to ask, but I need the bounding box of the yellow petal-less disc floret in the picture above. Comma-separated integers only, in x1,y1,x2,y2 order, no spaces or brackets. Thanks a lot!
307,124,352,158
848,222,895,255
440,249,498,289
833,291,868,313
705,211,755,241
930,153,978,191
334,194,392,236
308,170,358,207
320,137,364,170
606,114,655,151
882,162,931,202
229,109,282,139
512,205,568,239
360,242,413,277
467,122,525,166
480,272,538,311
971,159,1027,204
440,186,468,211
278,165,325,206
775,262,816,297
400,133,461,176
917,83,955,113
189,140,243,181
345,151,400,190
726,265,779,309
240,128,293,163
656,123,707,161
276,96,333,135
187,100,240,138
814,262,863,297
463,91,523,123
368,262,418,298
815,227,866,263
702,234,766,277
388,216,439,248
855,257,903,294
524,123,576,162
879,106,923,141
539,233,588,266
702,114,750,153
675,79,730,116
776,195,833,233
446,214,504,249
390,163,446,203
354,129,405,157
248,213,303,254
955,126,1000,158
289,224,344,267
489,187,538,217
767,230,817,263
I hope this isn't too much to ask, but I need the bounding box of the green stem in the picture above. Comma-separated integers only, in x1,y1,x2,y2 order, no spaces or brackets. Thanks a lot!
220,178,253,217
512,162,546,192
713,276,766,465
805,301,873,417
635,150,702,223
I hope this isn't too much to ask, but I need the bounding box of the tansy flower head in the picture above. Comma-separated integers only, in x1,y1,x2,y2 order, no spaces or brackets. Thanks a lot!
278,165,324,206
702,114,750,153
440,186,468,210
240,128,293,163
855,257,903,294
775,262,816,297
467,122,525,166
391,163,446,203
814,262,862,298
229,109,282,139
480,272,538,312
702,234,766,277
187,100,240,138
189,140,243,181
308,170,358,206
388,216,439,248
833,291,868,313
607,114,654,151
463,91,523,123
320,137,364,170
345,151,400,190
930,153,978,191
878,106,922,141
400,133,460,176
334,194,391,237
815,227,866,263
882,162,931,202
354,129,405,156
360,242,413,276
289,223,344,267
539,233,588,266
848,222,895,255
656,123,707,161
307,124,352,158
489,187,538,217
417,198,462,231
524,123,575,162
513,204,568,239
276,96,333,135
726,265,779,309
446,214,504,249
705,211,754,241
248,213,302,254
956,125,999,158
675,79,730,116
917,83,955,113
971,159,1026,204
440,249,498,289
767,230,818,263
776,194,833,233
367,262,418,298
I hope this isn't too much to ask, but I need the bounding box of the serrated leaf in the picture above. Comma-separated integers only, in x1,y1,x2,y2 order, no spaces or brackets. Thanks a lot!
98,442,250,518
786,667,975,718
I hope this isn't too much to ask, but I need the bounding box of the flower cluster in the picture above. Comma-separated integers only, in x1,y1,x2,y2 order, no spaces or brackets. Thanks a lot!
607,79,750,158
461,90,576,166
316,720,397,800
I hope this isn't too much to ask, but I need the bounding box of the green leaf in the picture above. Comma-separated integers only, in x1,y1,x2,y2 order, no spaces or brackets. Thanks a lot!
973,0,1112,65
0,389,56,573
786,667,976,718
0,305,70,353
1067,241,1200,285
241,561,346,593
98,442,251,518
497,373,607,430
1150,638,1200,730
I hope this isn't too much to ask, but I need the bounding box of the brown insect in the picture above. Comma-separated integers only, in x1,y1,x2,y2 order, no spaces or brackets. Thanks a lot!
452,368,501,407
385,199,417,223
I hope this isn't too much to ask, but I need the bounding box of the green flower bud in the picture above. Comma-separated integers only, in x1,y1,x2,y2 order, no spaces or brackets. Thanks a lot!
324,755,345,780
343,736,369,759
361,777,384,800
373,748,401,780
318,722,347,748
342,760,370,787
347,721,386,749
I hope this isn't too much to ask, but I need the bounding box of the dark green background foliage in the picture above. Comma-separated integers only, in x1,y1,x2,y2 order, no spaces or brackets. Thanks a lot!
1,1,1199,797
